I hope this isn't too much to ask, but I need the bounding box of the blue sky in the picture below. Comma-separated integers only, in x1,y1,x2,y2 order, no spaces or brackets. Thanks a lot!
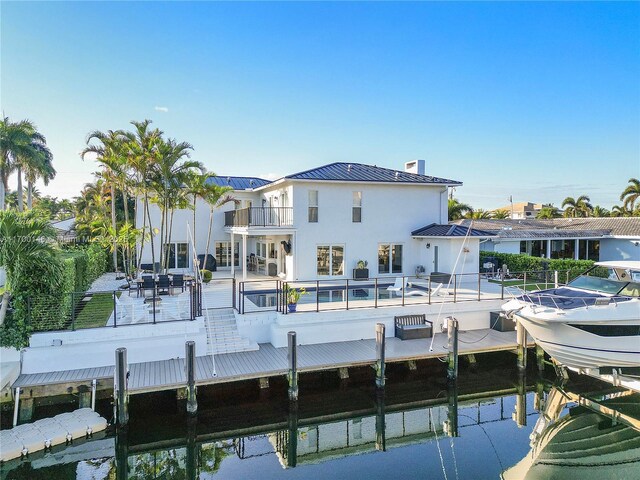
2,1,639,209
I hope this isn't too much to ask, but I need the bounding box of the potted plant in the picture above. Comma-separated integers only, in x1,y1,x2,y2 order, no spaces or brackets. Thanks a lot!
200,269,212,283
285,285,307,313
353,260,369,280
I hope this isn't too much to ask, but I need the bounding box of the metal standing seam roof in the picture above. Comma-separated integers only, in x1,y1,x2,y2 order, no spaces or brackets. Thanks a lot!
411,223,496,237
206,176,271,190
284,162,462,185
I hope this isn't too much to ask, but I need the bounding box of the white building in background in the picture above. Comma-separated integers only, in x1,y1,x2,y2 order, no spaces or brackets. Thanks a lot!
454,218,640,262
137,160,494,281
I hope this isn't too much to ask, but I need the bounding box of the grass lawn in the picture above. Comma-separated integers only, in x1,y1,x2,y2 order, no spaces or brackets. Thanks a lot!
73,291,121,329
488,278,554,292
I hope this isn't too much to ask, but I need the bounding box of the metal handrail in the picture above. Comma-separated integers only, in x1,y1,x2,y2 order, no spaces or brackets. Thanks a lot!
224,207,294,227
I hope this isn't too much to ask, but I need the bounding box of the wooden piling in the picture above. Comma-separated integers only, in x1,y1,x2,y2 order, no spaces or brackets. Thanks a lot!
288,331,298,402
447,317,459,382
516,321,527,371
375,323,386,389
536,344,545,372
186,416,198,480
91,379,97,411
115,425,129,479
12,387,20,427
185,341,197,415
115,347,129,426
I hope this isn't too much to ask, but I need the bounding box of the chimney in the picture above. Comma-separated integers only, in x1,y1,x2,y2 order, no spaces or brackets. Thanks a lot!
405,159,425,175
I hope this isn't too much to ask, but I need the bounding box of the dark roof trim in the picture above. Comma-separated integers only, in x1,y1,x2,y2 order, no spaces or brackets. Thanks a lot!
411,223,496,238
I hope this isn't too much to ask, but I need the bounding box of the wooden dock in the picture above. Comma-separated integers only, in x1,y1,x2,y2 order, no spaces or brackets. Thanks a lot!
13,328,532,396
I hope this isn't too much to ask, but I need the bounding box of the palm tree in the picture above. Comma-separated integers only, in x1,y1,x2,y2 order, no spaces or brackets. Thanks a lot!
1,117,52,211
465,209,492,219
82,130,128,273
448,198,473,220
536,205,561,219
148,137,201,271
620,178,640,212
491,209,510,219
204,184,234,266
591,205,610,217
611,204,632,217
562,195,592,218
24,146,55,210
184,171,214,252
124,120,164,272
0,210,59,326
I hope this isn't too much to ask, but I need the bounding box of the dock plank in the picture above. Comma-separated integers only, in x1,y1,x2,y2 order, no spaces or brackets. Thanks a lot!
14,329,527,395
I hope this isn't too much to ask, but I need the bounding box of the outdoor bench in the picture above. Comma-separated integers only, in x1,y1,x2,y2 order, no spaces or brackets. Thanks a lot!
394,314,432,340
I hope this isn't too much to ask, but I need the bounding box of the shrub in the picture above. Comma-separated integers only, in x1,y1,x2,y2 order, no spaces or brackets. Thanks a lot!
480,251,598,281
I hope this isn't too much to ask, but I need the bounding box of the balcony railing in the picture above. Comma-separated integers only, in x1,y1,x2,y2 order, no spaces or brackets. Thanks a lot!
225,207,294,227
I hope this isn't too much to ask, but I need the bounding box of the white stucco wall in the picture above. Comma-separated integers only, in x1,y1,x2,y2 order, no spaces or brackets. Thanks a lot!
492,240,521,255
290,181,449,280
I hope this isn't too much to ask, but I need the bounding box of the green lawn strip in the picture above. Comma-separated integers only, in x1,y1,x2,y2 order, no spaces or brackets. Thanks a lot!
73,291,121,329
488,278,553,292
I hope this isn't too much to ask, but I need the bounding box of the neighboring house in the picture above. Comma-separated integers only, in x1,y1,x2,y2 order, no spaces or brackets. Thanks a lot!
453,218,640,262
51,217,76,243
493,202,545,219
137,160,494,281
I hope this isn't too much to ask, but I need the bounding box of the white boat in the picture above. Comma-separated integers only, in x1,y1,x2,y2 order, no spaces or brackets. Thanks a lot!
502,261,640,370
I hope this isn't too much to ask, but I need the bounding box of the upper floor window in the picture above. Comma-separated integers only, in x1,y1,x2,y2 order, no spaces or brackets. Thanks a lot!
352,191,362,223
308,190,318,223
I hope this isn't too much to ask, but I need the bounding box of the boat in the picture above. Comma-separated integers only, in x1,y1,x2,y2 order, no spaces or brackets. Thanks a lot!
501,261,640,370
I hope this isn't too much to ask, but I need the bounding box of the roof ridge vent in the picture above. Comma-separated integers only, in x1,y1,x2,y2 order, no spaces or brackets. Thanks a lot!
347,164,352,172
395,171,399,179
227,176,231,184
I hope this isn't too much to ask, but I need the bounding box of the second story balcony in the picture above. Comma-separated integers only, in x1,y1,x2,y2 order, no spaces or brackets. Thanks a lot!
225,207,294,228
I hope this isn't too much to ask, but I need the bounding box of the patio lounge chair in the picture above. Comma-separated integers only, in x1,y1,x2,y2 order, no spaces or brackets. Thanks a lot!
139,275,155,298
161,292,191,321
171,274,185,295
157,275,171,295
386,277,407,295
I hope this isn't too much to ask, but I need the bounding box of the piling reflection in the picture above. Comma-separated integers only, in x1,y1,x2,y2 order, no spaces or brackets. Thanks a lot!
6,367,639,480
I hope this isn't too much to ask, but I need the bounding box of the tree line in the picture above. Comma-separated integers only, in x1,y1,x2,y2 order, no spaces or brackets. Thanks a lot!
449,179,640,220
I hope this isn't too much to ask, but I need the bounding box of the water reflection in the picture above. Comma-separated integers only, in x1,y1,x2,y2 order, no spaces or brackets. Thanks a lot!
503,385,640,479
2,373,639,479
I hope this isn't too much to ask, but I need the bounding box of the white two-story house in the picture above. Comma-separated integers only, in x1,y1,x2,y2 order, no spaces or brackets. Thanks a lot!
137,160,492,281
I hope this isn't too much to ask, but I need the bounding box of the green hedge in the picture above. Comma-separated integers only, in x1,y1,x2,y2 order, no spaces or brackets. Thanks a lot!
479,251,599,280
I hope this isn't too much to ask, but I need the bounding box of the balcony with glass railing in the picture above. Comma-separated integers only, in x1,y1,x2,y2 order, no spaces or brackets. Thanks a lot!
225,207,294,228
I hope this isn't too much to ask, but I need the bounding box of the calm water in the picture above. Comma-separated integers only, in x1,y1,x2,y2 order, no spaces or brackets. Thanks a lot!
2,356,639,479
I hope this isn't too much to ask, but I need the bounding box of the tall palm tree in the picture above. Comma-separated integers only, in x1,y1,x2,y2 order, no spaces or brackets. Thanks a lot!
124,120,164,272
448,198,473,220
82,130,128,273
24,146,55,210
0,117,52,211
611,205,632,217
148,137,201,271
562,195,592,218
204,184,234,266
620,178,640,213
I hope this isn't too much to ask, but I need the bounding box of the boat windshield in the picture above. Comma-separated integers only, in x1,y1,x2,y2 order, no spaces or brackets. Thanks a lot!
567,275,627,295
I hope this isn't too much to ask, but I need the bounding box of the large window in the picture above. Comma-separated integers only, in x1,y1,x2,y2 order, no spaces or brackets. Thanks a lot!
520,240,547,258
550,240,575,259
378,244,403,274
163,242,189,269
308,190,318,223
352,191,362,223
215,241,240,268
578,240,600,261
317,245,344,276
